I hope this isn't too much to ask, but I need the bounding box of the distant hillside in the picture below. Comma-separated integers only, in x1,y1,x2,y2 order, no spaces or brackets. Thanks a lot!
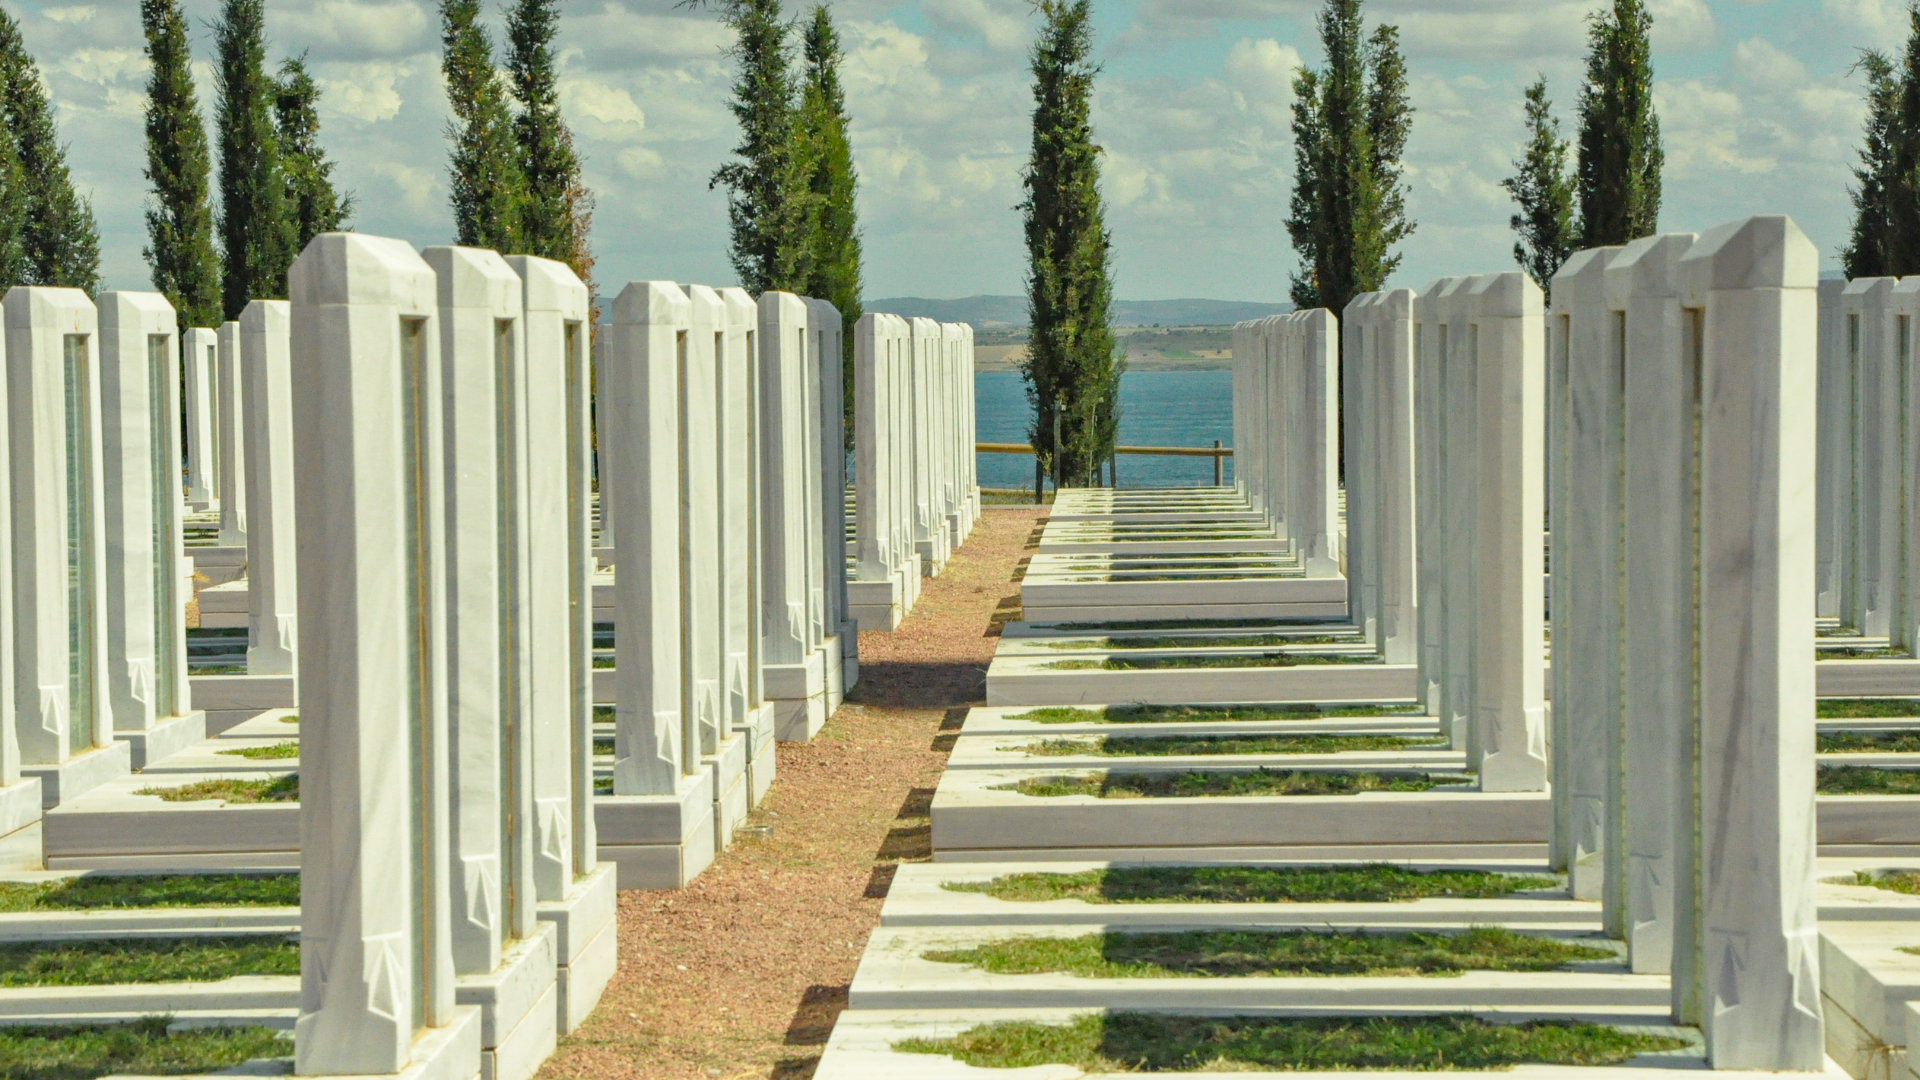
865,295,1293,329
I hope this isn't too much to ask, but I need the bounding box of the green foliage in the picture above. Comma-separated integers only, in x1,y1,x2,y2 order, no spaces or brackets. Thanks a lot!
0,113,27,289
923,926,1611,979
1286,1,1414,317
1022,0,1121,486
1846,9,1920,277
215,0,292,317
1038,632,1351,650
137,774,300,803
1575,0,1663,247
1020,733,1444,756
0,936,298,986
141,0,221,331
274,54,353,255
706,0,813,295
1054,652,1379,671
797,4,863,440
1819,698,1920,718
943,864,1557,905
1818,765,1920,794
0,873,299,912
1503,76,1576,301
1853,869,1920,894
1005,768,1445,798
0,7,100,292
0,1018,288,1080
442,0,527,252
1819,730,1920,753
896,1013,1687,1072
217,740,301,759
1009,702,1423,724
507,0,594,290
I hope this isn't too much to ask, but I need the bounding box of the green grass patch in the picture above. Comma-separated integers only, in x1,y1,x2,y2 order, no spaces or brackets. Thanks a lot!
192,665,247,675
1018,734,1445,757
894,1012,1687,1072
216,741,299,760
1819,731,1920,753
1050,653,1379,672
595,775,612,794
1818,647,1913,659
1043,618,1325,632
0,874,297,912
0,1017,288,1080
594,737,614,756
0,936,298,986
943,864,1558,905
1039,633,1356,651
1003,768,1449,798
1818,765,1920,794
1820,698,1920,718
136,775,299,803
1847,870,1920,895
1008,703,1424,725
592,656,614,669
922,926,1610,979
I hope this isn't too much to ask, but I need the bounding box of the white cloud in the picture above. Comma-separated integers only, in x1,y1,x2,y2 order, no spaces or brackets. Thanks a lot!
562,80,648,142
316,62,409,124
921,0,1030,53
41,7,98,24
369,161,438,213
273,2,433,60
1648,0,1717,51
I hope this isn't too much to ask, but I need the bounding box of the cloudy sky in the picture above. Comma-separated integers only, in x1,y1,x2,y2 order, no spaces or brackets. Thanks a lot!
6,0,1903,304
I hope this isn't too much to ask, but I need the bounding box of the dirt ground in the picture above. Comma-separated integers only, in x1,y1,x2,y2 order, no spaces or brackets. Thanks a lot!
540,506,1043,1080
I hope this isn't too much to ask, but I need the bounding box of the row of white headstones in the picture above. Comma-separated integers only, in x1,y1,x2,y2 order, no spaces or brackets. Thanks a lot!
1312,215,1823,1070
0,228,980,1073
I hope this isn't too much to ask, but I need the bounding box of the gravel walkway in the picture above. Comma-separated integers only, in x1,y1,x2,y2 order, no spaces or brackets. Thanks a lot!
542,505,1044,1080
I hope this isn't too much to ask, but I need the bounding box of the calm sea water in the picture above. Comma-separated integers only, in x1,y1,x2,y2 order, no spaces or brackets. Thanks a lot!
974,369,1235,489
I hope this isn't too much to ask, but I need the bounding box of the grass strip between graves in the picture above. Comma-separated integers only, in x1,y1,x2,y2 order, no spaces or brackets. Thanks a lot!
1002,768,1449,798
0,874,298,912
1048,653,1379,671
1046,618,1329,632
1819,730,1920,753
1016,734,1446,757
1850,870,1920,895
216,741,300,760
135,774,299,803
1038,633,1358,651
0,935,299,986
1817,765,1920,794
942,864,1558,905
894,1013,1687,1072
1008,703,1424,725
1819,698,1920,719
921,926,1610,979
0,1017,288,1080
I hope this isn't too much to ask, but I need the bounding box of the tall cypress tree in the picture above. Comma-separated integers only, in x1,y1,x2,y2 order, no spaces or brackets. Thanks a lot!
1021,0,1119,488
215,0,291,316
507,0,591,282
1503,76,1577,300
1575,0,1662,247
1844,50,1901,279
707,0,812,295
0,117,28,288
275,54,353,255
443,0,526,251
797,3,862,439
142,0,220,329
0,7,100,292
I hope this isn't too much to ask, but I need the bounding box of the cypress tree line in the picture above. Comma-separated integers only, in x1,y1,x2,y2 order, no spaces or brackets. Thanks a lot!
215,0,292,317
1575,0,1662,247
1285,0,1412,319
0,115,27,288
507,0,592,286
797,4,863,440
142,0,221,329
443,0,527,252
1021,0,1119,488
1844,6,1920,278
1502,77,1576,301
708,0,813,295
275,55,354,255
0,7,100,292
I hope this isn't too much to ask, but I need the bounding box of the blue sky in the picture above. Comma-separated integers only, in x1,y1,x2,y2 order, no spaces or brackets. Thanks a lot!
6,0,1903,304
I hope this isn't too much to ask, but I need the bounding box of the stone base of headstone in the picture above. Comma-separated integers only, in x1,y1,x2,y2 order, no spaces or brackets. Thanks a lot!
738,702,777,806
188,673,297,734
848,579,906,632
21,743,131,809
194,578,249,628
536,862,617,1035
186,546,245,587
823,634,846,713
188,496,218,513
0,819,41,871
767,654,828,742
0,780,42,869
705,733,749,849
594,772,717,888
917,533,950,577
841,620,860,691
455,922,557,1080
43,767,298,870
295,1004,482,1080
114,709,206,770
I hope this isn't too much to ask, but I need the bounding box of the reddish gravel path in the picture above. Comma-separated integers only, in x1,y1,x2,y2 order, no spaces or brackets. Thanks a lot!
541,505,1043,1080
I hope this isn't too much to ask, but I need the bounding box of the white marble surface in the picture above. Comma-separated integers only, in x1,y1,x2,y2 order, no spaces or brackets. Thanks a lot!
719,286,768,757
215,319,247,547
240,300,298,678
183,326,219,510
